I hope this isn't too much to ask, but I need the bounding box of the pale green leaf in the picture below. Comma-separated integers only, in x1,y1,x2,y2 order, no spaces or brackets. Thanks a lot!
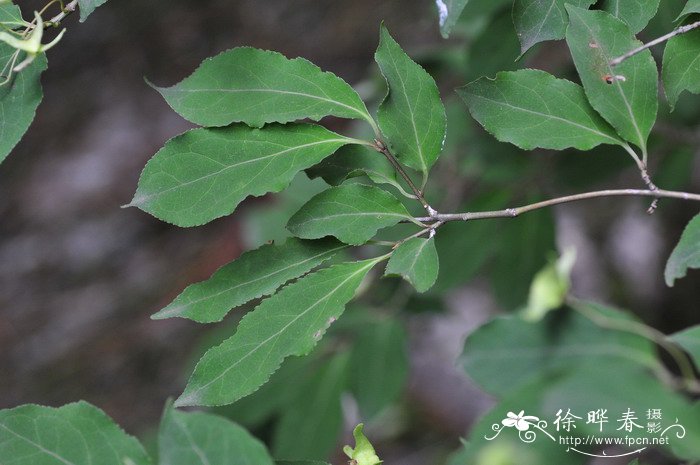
152,238,346,323
287,184,413,245
128,123,352,227
601,0,661,34
343,424,381,465
152,47,373,129
521,249,575,321
385,237,439,292
349,319,409,417
436,0,469,38
159,406,273,465
78,0,108,22
0,2,22,24
0,46,46,164
662,27,700,109
513,0,596,54
566,6,658,153
458,69,623,151
176,258,383,407
678,0,700,21
375,25,447,179
306,145,414,199
460,304,658,397
0,401,151,465
273,352,350,460
665,213,700,286
669,325,700,370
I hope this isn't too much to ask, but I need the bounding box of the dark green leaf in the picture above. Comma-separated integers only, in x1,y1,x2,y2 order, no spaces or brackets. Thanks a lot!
159,406,274,465
152,47,374,128
349,320,409,418
385,237,439,292
77,0,108,22
436,0,470,38
460,304,658,397
128,123,352,227
662,26,700,109
459,69,623,151
0,402,151,465
375,25,447,180
287,184,413,245
665,213,700,286
601,0,661,33
0,47,46,164
566,6,658,154
176,258,383,407
273,352,350,460
513,0,596,54
153,238,346,323
490,205,556,310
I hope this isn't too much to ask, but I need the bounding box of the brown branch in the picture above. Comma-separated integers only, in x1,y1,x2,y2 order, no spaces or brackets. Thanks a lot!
414,188,700,223
610,20,700,67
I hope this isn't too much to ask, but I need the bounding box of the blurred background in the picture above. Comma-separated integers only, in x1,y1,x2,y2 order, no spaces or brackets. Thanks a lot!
1,1,699,464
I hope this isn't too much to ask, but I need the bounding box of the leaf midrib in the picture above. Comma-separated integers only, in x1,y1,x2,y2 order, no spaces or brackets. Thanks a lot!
132,138,349,206
468,92,621,144
168,87,370,121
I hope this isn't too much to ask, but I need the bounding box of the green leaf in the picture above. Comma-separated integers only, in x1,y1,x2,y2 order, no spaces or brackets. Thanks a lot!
385,237,439,292
273,352,350,460
436,0,470,38
306,145,414,199
0,46,46,164
566,5,658,154
0,401,151,465
128,123,352,227
343,424,381,465
513,0,596,54
0,2,22,24
459,69,623,151
176,258,384,407
287,184,413,245
662,26,700,109
77,0,108,22
601,0,661,33
460,304,658,397
669,325,700,370
214,355,316,428
465,11,520,81
152,47,374,129
349,319,409,418
677,0,700,21
159,406,274,465
152,238,346,323
665,213,700,286
375,25,447,180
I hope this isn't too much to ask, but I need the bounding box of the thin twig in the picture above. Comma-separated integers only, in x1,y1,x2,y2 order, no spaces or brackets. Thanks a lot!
413,188,700,223
373,139,438,217
610,20,700,66
48,0,78,26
